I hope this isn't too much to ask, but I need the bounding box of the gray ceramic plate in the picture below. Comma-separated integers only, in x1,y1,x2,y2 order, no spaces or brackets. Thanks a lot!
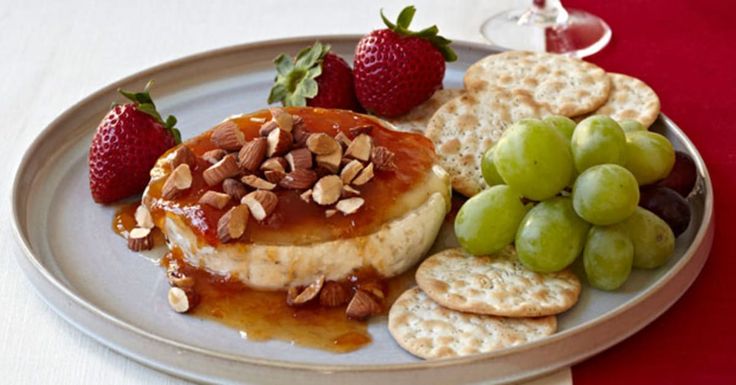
11,36,714,385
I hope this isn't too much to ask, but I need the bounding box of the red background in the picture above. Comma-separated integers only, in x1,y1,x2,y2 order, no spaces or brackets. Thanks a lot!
562,0,736,383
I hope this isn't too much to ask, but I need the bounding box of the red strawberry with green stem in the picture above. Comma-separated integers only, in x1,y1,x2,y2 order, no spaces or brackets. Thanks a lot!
89,82,181,204
353,5,456,117
268,41,360,111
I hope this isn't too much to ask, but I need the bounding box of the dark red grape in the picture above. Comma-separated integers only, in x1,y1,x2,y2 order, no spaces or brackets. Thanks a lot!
639,186,691,236
657,151,697,197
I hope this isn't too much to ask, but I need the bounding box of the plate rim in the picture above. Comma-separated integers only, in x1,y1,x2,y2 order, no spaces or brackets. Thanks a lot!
10,34,715,375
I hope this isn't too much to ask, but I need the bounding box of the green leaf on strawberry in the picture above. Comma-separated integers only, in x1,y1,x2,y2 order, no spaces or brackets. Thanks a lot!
268,41,331,107
118,81,181,144
380,5,457,62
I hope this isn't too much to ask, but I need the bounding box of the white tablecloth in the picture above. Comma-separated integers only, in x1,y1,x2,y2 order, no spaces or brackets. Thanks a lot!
0,0,570,383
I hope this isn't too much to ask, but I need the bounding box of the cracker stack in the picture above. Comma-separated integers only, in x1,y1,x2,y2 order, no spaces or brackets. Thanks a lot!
388,247,581,360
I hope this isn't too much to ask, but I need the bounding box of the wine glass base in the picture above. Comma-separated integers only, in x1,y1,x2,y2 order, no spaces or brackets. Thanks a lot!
481,8,612,58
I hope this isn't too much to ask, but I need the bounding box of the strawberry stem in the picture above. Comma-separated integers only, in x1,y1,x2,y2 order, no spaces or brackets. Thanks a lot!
118,81,181,144
380,5,457,62
268,41,330,106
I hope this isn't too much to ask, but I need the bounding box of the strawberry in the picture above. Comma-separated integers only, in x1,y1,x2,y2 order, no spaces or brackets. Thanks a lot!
268,41,359,111
88,82,181,204
353,6,456,117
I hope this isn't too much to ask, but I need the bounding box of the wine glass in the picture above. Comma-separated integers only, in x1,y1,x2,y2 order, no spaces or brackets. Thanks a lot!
480,0,611,58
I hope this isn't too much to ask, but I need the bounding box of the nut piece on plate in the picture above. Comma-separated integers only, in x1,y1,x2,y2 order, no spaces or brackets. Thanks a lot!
134,205,154,229
127,227,154,251
312,175,343,205
336,197,365,215
260,157,287,173
241,174,276,190
346,290,381,320
203,154,239,186
316,146,343,174
222,178,248,200
371,146,396,171
241,190,278,221
168,287,199,313
352,163,374,185
238,138,267,171
211,121,245,151
345,133,373,161
169,146,196,168
202,149,227,164
270,107,294,132
217,204,249,243
279,169,317,190
198,190,231,209
267,128,293,157
319,281,350,307
286,148,313,170
162,163,193,199
286,275,325,306
307,133,341,155
340,160,364,184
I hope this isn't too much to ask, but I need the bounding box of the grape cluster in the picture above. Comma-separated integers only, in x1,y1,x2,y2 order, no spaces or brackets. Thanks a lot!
456,115,696,290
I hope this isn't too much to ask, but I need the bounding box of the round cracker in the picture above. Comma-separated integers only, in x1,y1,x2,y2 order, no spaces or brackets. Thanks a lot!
416,247,581,317
388,287,557,359
593,73,660,128
425,86,550,197
464,51,611,117
388,89,464,133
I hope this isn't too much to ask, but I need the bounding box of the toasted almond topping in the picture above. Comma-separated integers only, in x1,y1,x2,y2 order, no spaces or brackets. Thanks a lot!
169,146,196,169
336,197,365,215
168,287,199,313
270,107,294,132
202,148,228,164
352,163,374,185
340,159,364,184
325,209,337,218
260,157,287,173
250,117,266,123
335,131,352,148
312,175,343,205
345,134,373,161
371,146,397,171
166,267,194,289
319,282,350,307
306,133,341,155
162,164,193,199
300,189,313,203
359,281,385,299
292,125,311,147
259,120,278,136
238,138,267,171
267,128,293,157
279,169,317,190
286,275,325,306
211,121,245,151
285,148,313,170
241,190,279,221
217,204,249,243
198,190,231,209
345,290,381,320
222,178,248,200
315,146,343,174
349,125,373,137
127,227,153,251
241,174,276,190
203,154,239,186
341,185,361,197
264,169,286,184
292,114,304,128
134,205,154,229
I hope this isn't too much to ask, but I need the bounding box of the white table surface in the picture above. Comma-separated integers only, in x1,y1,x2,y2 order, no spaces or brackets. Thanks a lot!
1,0,570,383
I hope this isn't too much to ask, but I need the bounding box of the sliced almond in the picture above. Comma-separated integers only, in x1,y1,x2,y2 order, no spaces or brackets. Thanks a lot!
299,189,313,203
162,163,193,199
202,148,227,164
319,281,350,307
341,185,361,198
349,125,373,137
203,154,239,186
345,134,373,161
336,197,365,215
134,205,154,229
260,157,287,173
315,146,342,174
340,160,364,184
270,107,294,132
259,120,278,136
352,163,374,186
286,275,325,306
267,128,292,157
127,227,153,251
168,287,199,313
198,190,231,209
241,174,276,190
335,131,352,148
345,290,381,320
279,169,317,190
264,169,286,184
169,146,196,169
306,133,341,155
241,190,278,221
325,209,337,218
211,121,245,151
371,146,396,171
222,178,248,200
217,204,249,243
238,138,267,171
285,148,313,170
312,175,343,205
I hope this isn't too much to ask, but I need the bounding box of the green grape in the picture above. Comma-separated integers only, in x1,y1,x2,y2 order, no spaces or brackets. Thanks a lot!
583,226,634,290
455,185,529,255
481,146,504,187
571,115,627,172
619,119,646,133
624,131,675,185
494,119,574,201
572,164,639,225
543,115,576,140
616,207,675,268
515,197,590,273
